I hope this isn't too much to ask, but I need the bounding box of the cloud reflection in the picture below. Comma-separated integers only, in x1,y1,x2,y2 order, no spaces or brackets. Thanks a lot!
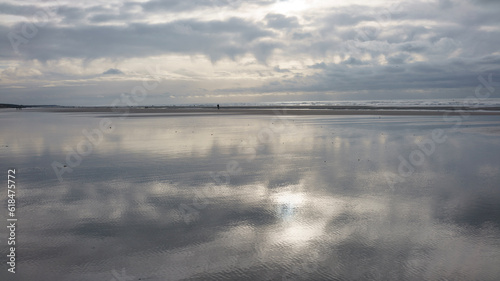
1,111,500,280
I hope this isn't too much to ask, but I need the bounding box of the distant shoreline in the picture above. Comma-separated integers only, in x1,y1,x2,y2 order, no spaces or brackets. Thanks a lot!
17,106,500,116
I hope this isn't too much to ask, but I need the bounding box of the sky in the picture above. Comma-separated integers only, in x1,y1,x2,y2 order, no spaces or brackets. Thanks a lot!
0,0,499,106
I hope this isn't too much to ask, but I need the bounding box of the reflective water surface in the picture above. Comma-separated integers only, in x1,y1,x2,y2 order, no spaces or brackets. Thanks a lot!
1,109,500,280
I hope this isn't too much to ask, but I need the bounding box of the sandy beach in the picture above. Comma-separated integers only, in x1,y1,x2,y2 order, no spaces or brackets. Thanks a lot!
1,109,500,280
37,106,500,116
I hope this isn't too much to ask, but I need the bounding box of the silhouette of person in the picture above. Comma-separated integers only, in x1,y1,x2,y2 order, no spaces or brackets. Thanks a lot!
217,104,220,110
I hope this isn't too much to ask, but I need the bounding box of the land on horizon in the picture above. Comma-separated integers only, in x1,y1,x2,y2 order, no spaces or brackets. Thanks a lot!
4,103,500,116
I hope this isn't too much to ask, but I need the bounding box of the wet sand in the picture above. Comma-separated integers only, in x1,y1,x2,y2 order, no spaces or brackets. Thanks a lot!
1,110,500,280
36,106,500,116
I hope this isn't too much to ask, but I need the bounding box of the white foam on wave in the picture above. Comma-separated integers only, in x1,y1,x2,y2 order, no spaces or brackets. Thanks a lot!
182,98,500,109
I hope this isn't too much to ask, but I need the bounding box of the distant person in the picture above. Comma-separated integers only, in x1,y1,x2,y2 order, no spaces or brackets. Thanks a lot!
217,104,220,110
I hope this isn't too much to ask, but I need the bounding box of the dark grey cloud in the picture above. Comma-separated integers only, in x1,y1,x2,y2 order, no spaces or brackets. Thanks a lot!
0,1,279,26
0,17,278,62
437,0,454,9
251,40,284,62
393,1,499,27
138,0,277,12
56,6,91,24
265,13,299,29
308,62,327,69
473,0,500,4
292,31,312,40
273,66,290,73
225,53,500,101
0,3,45,17
397,42,428,53
102,68,124,75
410,63,441,73
321,7,374,28
89,13,133,23
0,3,111,25
341,57,365,65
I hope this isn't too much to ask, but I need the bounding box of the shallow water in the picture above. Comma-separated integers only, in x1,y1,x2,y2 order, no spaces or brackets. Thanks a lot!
1,109,500,280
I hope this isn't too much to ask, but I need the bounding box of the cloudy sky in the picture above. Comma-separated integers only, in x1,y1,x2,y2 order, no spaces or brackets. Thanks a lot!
0,0,499,105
